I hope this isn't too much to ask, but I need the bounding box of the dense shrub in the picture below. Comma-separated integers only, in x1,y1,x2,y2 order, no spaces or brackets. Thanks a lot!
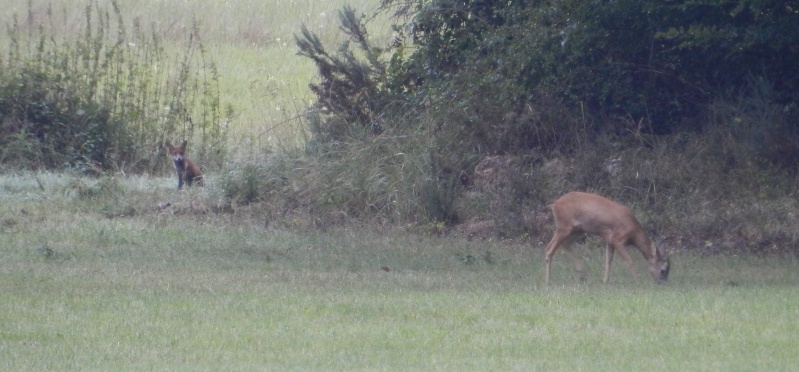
396,0,799,134
298,1,798,172
287,1,799,252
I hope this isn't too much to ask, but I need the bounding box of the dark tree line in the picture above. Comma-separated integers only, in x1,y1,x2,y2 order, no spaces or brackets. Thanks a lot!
300,0,799,158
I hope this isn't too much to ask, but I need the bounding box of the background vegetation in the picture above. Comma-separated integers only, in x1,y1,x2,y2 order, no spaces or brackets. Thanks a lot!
0,0,797,252
290,0,799,252
0,1,231,173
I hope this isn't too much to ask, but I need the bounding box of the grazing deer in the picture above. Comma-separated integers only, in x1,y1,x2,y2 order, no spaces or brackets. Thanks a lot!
166,140,204,189
544,191,670,284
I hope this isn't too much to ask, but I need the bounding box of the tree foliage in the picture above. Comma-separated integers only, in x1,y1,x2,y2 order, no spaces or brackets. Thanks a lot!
301,0,798,147
394,0,799,134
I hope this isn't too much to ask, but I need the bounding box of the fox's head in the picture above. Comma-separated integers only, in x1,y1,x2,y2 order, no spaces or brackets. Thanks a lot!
166,140,188,164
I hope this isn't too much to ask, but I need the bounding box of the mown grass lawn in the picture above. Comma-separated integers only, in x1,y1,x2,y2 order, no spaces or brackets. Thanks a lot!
3,257,798,370
1,174,797,370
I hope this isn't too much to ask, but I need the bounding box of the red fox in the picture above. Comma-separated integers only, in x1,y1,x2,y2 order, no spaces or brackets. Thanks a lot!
166,140,204,189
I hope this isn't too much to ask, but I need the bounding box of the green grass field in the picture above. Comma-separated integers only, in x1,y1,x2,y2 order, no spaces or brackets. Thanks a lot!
1,173,798,370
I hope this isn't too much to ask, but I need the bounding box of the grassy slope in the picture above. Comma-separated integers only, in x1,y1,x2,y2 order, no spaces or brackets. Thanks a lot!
1,173,798,370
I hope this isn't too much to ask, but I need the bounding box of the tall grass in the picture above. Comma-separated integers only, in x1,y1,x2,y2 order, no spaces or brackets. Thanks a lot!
0,0,394,154
0,0,231,173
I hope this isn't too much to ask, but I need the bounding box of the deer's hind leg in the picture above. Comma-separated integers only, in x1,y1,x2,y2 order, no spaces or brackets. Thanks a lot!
545,231,582,284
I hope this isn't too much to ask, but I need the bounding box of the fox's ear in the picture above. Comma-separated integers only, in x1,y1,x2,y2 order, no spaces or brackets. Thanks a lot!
180,140,187,149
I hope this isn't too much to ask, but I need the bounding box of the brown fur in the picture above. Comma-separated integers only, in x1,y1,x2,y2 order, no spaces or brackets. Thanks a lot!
166,140,204,189
544,192,670,284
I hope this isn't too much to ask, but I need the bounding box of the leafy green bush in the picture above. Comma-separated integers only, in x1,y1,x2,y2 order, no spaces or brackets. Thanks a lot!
396,0,799,135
